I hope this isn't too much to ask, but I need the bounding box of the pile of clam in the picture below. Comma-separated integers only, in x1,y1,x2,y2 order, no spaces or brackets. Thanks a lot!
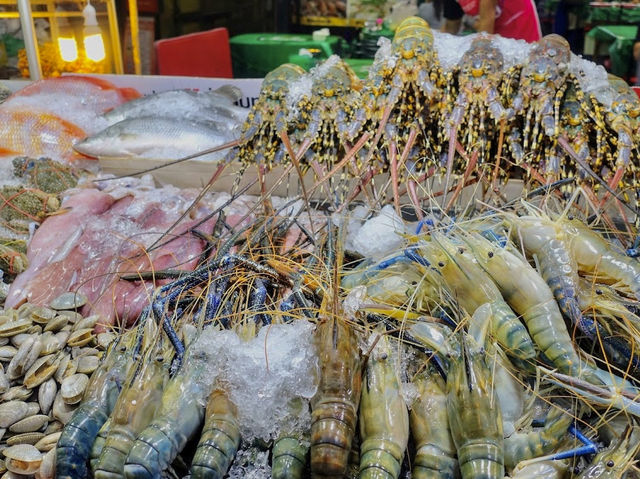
0,292,111,478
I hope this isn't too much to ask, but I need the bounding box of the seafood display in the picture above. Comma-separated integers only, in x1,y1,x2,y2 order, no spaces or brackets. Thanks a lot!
0,14,640,479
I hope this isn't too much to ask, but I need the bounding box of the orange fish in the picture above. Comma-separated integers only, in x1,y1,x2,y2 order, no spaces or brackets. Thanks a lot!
0,109,87,161
9,76,141,104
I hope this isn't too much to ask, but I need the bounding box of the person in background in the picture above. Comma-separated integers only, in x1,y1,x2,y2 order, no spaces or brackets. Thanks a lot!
441,0,542,42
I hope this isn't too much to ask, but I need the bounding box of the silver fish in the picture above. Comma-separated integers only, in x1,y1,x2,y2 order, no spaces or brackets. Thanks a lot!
102,87,247,125
74,117,237,161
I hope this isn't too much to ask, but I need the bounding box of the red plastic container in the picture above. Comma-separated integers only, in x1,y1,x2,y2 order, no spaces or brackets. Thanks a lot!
634,86,640,99
155,28,233,78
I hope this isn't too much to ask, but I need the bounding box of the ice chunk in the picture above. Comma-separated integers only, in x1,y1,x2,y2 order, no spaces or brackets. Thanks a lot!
349,204,407,258
343,285,367,319
227,447,271,479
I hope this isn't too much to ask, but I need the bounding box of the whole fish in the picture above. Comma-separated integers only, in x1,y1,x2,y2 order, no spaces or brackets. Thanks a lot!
103,87,247,125
74,117,237,161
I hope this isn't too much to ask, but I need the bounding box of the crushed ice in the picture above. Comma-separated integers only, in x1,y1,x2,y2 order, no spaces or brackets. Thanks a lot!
190,320,319,442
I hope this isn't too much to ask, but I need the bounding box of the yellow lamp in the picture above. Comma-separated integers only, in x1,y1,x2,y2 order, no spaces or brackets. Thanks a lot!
82,2,105,62
57,17,78,62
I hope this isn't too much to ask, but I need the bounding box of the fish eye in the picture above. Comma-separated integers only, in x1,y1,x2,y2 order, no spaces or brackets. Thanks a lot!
488,251,494,258
606,460,615,467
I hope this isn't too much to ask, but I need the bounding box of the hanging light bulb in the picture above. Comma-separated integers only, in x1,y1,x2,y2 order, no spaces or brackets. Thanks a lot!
83,1,106,62
57,15,78,62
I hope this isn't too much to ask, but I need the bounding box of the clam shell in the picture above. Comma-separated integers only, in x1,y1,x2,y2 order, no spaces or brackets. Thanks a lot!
76,355,99,375
34,432,60,453
0,402,29,428
0,320,32,338
51,392,75,425
1,387,32,403
25,325,42,335
49,292,87,310
37,380,56,416
23,355,60,389
24,404,39,416
9,415,48,434
43,422,62,435
6,432,45,447
38,334,61,356
0,372,9,396
10,334,32,348
0,347,17,362
7,337,42,380
66,328,94,348
71,347,99,359
39,448,55,479
3,444,42,474
60,374,88,405
28,307,56,325
96,332,115,350
53,331,69,347
53,311,82,324
72,315,99,332
43,316,68,334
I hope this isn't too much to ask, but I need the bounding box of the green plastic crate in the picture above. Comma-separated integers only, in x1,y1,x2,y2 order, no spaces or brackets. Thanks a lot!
230,33,344,78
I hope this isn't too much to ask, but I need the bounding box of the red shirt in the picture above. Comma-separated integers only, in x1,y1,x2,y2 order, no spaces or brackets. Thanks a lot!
458,0,542,43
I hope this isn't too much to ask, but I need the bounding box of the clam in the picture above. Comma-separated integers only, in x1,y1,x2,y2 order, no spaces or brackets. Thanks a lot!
28,307,55,325
55,311,82,324
0,320,32,338
43,422,62,435
37,380,56,416
3,444,42,474
51,393,75,425
0,373,9,396
0,387,32,403
49,292,87,311
60,374,88,405
42,316,68,334
34,432,60,453
73,315,99,332
38,334,61,356
9,334,32,349
76,355,99,375
96,332,115,350
6,432,45,447
0,348,16,362
9,415,48,434
39,448,55,479
6,337,42,380
0,402,29,428
23,355,60,389
66,328,94,348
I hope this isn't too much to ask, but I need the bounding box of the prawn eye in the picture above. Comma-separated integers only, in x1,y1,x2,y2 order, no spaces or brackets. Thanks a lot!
411,281,418,285
488,251,494,258
568,214,574,220
596,289,603,295
606,460,615,467
458,248,464,254
438,261,445,267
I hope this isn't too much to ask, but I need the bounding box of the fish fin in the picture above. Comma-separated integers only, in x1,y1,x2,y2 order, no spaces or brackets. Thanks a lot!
0,147,18,156
118,87,142,102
